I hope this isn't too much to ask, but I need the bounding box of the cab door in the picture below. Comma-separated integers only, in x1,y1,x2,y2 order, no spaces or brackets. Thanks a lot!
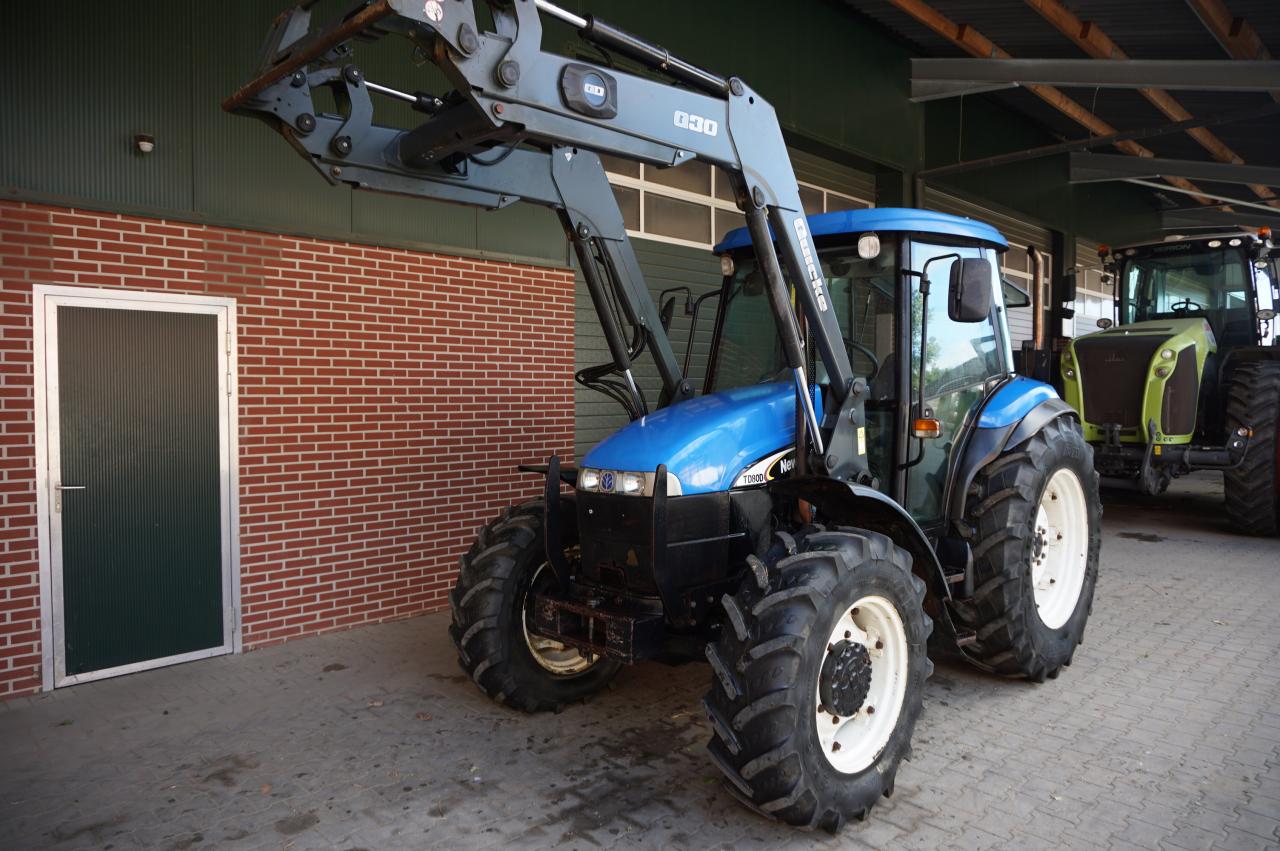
905,242,1007,526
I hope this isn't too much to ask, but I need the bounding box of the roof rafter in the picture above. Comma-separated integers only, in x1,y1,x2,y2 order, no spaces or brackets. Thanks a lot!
884,0,1216,205
1185,0,1279,101
1025,0,1277,207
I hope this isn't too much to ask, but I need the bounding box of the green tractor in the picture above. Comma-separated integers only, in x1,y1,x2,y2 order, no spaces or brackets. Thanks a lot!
1061,231,1280,534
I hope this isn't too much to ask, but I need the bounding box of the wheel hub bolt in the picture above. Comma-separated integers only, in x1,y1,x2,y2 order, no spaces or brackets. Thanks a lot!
832,742,841,752
867,706,875,715
875,640,883,650
851,607,860,616
844,631,851,639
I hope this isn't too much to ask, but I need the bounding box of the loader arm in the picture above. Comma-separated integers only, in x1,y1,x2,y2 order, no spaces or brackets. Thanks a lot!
224,0,869,482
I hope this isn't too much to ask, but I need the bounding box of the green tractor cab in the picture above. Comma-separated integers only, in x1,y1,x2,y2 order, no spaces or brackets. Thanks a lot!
1062,232,1280,534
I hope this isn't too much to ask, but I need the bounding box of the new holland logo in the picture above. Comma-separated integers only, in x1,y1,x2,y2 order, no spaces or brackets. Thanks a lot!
600,472,616,492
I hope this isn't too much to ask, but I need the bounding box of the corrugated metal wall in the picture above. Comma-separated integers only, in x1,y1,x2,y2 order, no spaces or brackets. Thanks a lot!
0,0,568,266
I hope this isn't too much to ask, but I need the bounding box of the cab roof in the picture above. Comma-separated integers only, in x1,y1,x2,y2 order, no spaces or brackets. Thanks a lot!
713,207,1009,254
1109,231,1264,253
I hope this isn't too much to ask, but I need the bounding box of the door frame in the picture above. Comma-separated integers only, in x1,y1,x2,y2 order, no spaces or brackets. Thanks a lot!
33,285,241,690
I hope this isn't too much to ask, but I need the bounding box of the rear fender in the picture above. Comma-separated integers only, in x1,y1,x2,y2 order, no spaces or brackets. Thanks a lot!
945,387,1077,525
768,475,950,604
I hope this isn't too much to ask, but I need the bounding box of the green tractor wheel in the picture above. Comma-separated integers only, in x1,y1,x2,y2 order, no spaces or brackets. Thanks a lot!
1224,362,1280,537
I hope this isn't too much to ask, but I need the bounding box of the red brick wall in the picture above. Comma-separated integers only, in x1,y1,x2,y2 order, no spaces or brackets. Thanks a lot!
0,201,576,698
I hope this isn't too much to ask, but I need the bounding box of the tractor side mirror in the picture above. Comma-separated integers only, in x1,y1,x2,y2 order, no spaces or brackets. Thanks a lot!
1059,270,1078,303
948,258,994,323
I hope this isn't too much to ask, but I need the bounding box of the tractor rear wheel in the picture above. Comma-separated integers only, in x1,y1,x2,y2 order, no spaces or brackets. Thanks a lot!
953,416,1102,681
703,527,931,832
1224,361,1280,537
449,500,620,712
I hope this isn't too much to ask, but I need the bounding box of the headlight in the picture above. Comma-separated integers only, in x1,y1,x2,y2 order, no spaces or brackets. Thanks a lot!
1161,348,1175,360
579,468,600,491
1064,367,1075,379
620,472,644,494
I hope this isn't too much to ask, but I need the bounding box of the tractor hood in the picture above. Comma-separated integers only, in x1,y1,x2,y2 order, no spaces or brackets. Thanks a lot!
580,381,811,495
1062,317,1216,443
1072,317,1215,345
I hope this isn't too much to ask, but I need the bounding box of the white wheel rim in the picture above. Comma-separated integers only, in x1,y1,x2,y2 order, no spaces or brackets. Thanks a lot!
814,595,909,774
522,564,597,676
1030,467,1089,630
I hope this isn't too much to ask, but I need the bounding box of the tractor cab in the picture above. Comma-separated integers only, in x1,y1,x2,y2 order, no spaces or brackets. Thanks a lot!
581,208,1025,532
1109,232,1278,349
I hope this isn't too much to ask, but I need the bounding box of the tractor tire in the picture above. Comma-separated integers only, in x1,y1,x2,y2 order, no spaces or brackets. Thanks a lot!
449,500,620,712
1224,361,1280,537
703,527,931,832
952,416,1101,681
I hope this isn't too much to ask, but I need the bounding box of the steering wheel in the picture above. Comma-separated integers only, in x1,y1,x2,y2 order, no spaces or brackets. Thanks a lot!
845,338,881,385
1170,298,1203,315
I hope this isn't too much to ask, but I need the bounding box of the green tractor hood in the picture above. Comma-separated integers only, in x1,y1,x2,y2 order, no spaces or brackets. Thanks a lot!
1061,317,1217,445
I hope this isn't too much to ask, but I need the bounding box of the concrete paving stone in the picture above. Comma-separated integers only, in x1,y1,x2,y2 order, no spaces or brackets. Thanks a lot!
1165,823,1231,851
1214,826,1279,851
2,474,1279,848
1229,808,1280,842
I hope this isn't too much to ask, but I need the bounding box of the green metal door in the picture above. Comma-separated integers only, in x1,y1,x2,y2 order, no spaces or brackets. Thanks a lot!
51,303,228,681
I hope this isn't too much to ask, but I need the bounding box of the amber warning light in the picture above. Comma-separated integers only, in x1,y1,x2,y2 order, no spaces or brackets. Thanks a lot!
911,418,942,439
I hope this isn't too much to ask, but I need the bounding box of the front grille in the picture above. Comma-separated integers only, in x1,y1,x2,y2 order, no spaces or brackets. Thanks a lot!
1075,335,1166,429
576,491,658,596
1161,346,1199,436
576,490,735,599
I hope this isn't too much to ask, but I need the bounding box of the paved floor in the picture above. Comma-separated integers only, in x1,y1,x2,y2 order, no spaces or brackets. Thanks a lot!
2,474,1279,850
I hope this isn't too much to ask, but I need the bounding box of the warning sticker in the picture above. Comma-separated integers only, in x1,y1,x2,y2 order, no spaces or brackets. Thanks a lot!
857,427,867,456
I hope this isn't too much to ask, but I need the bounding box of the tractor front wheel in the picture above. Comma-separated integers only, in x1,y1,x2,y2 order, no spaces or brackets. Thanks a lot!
953,416,1102,681
449,500,620,712
703,527,931,832
1224,361,1280,537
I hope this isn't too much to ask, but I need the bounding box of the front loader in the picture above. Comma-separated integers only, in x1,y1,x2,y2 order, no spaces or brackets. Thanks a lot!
1063,234,1279,535
227,0,1102,830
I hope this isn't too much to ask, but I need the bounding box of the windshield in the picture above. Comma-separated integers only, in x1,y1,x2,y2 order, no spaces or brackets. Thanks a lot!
1121,244,1253,330
707,242,898,395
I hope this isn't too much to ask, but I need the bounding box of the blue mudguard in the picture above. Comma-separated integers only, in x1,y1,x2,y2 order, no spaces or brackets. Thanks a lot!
944,375,1078,523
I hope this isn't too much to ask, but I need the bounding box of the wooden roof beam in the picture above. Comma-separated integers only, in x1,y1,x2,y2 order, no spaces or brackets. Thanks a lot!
1025,0,1276,205
885,0,1215,205
1185,0,1279,100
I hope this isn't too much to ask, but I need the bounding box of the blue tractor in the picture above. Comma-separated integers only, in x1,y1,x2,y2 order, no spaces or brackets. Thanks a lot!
228,0,1100,830
457,210,1101,827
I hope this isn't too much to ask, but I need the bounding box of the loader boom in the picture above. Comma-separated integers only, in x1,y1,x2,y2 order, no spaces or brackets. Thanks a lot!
224,0,870,482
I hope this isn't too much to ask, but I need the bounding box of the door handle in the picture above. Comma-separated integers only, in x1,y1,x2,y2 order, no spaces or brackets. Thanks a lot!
53,482,85,513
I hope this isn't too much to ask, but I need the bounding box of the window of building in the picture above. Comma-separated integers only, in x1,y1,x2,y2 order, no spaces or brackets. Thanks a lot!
1001,244,1052,309
598,154,872,250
